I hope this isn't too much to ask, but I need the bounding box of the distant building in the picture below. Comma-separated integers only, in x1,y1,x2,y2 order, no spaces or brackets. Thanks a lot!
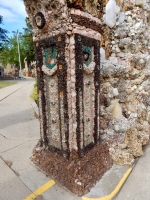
0,66,4,77
4,64,14,74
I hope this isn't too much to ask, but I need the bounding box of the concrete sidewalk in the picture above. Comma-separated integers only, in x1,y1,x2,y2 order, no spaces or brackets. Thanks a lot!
0,78,39,200
0,157,31,200
0,79,31,101
0,77,149,200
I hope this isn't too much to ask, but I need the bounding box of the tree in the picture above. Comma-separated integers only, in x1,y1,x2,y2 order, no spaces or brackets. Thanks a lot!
0,16,8,51
0,35,25,68
0,17,35,69
22,17,35,70
0,40,10,67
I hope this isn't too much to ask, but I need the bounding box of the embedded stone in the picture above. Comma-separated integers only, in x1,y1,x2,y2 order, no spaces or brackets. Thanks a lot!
127,16,132,23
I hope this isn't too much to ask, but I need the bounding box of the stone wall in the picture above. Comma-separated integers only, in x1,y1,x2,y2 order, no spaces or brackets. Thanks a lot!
100,0,150,165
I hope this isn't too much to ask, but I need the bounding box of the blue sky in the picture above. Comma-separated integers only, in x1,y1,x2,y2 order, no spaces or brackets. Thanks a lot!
0,0,27,38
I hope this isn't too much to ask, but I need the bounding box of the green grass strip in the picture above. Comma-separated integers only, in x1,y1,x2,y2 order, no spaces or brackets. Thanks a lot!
0,81,16,89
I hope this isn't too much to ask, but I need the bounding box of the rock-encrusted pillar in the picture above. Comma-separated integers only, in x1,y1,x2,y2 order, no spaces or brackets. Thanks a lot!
24,0,112,196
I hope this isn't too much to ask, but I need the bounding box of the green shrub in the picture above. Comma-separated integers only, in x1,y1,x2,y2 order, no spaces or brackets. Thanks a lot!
30,79,38,104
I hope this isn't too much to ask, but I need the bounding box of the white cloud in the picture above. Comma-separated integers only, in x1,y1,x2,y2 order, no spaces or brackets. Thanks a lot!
0,7,17,22
0,0,27,22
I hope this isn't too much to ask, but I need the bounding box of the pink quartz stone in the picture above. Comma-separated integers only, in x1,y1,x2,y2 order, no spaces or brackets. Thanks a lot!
69,114,73,119
67,68,71,74
73,123,77,129
71,69,75,76
72,28,77,34
72,96,76,102
82,12,88,18
58,0,65,5
69,118,73,124
70,36,75,45
70,52,75,60
73,126,76,132
92,90,95,95
68,104,72,110
71,91,76,98
70,82,75,89
96,33,101,38
85,12,92,19
67,31,72,35
70,60,75,67
72,102,76,109
66,37,70,44
72,95,76,102
71,76,75,83
64,6,67,13
62,13,67,19
74,9,81,16
72,108,76,114
70,9,75,15
67,76,71,82
67,92,72,99
69,124,72,130
70,45,75,52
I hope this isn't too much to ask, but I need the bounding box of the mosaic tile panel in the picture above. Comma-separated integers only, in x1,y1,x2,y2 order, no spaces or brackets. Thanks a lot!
59,92,68,152
46,74,61,149
44,46,57,69
35,33,100,158
38,92,44,140
82,45,92,67
35,34,69,157
79,91,84,150
75,34,100,156
83,73,95,146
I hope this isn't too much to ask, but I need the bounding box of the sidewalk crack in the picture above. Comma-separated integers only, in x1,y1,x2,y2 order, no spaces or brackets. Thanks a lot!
0,133,38,142
0,140,37,154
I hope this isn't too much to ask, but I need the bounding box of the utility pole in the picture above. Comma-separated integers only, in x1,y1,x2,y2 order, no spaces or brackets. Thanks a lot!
12,30,22,78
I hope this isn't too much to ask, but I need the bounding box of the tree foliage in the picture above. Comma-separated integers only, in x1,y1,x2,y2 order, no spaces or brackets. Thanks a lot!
0,35,26,68
0,17,35,69
22,17,35,69
0,16,8,51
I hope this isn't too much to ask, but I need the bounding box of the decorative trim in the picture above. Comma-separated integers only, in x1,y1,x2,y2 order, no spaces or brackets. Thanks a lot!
34,34,70,159
74,34,100,157
42,64,57,76
66,0,85,10
70,9,102,25
83,62,96,74
34,12,46,29
71,14,103,34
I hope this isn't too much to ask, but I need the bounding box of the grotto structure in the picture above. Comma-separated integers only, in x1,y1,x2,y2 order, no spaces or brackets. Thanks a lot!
24,0,150,196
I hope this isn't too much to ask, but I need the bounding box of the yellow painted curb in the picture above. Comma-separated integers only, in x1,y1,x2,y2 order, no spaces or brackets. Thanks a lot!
24,179,55,200
82,168,132,200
